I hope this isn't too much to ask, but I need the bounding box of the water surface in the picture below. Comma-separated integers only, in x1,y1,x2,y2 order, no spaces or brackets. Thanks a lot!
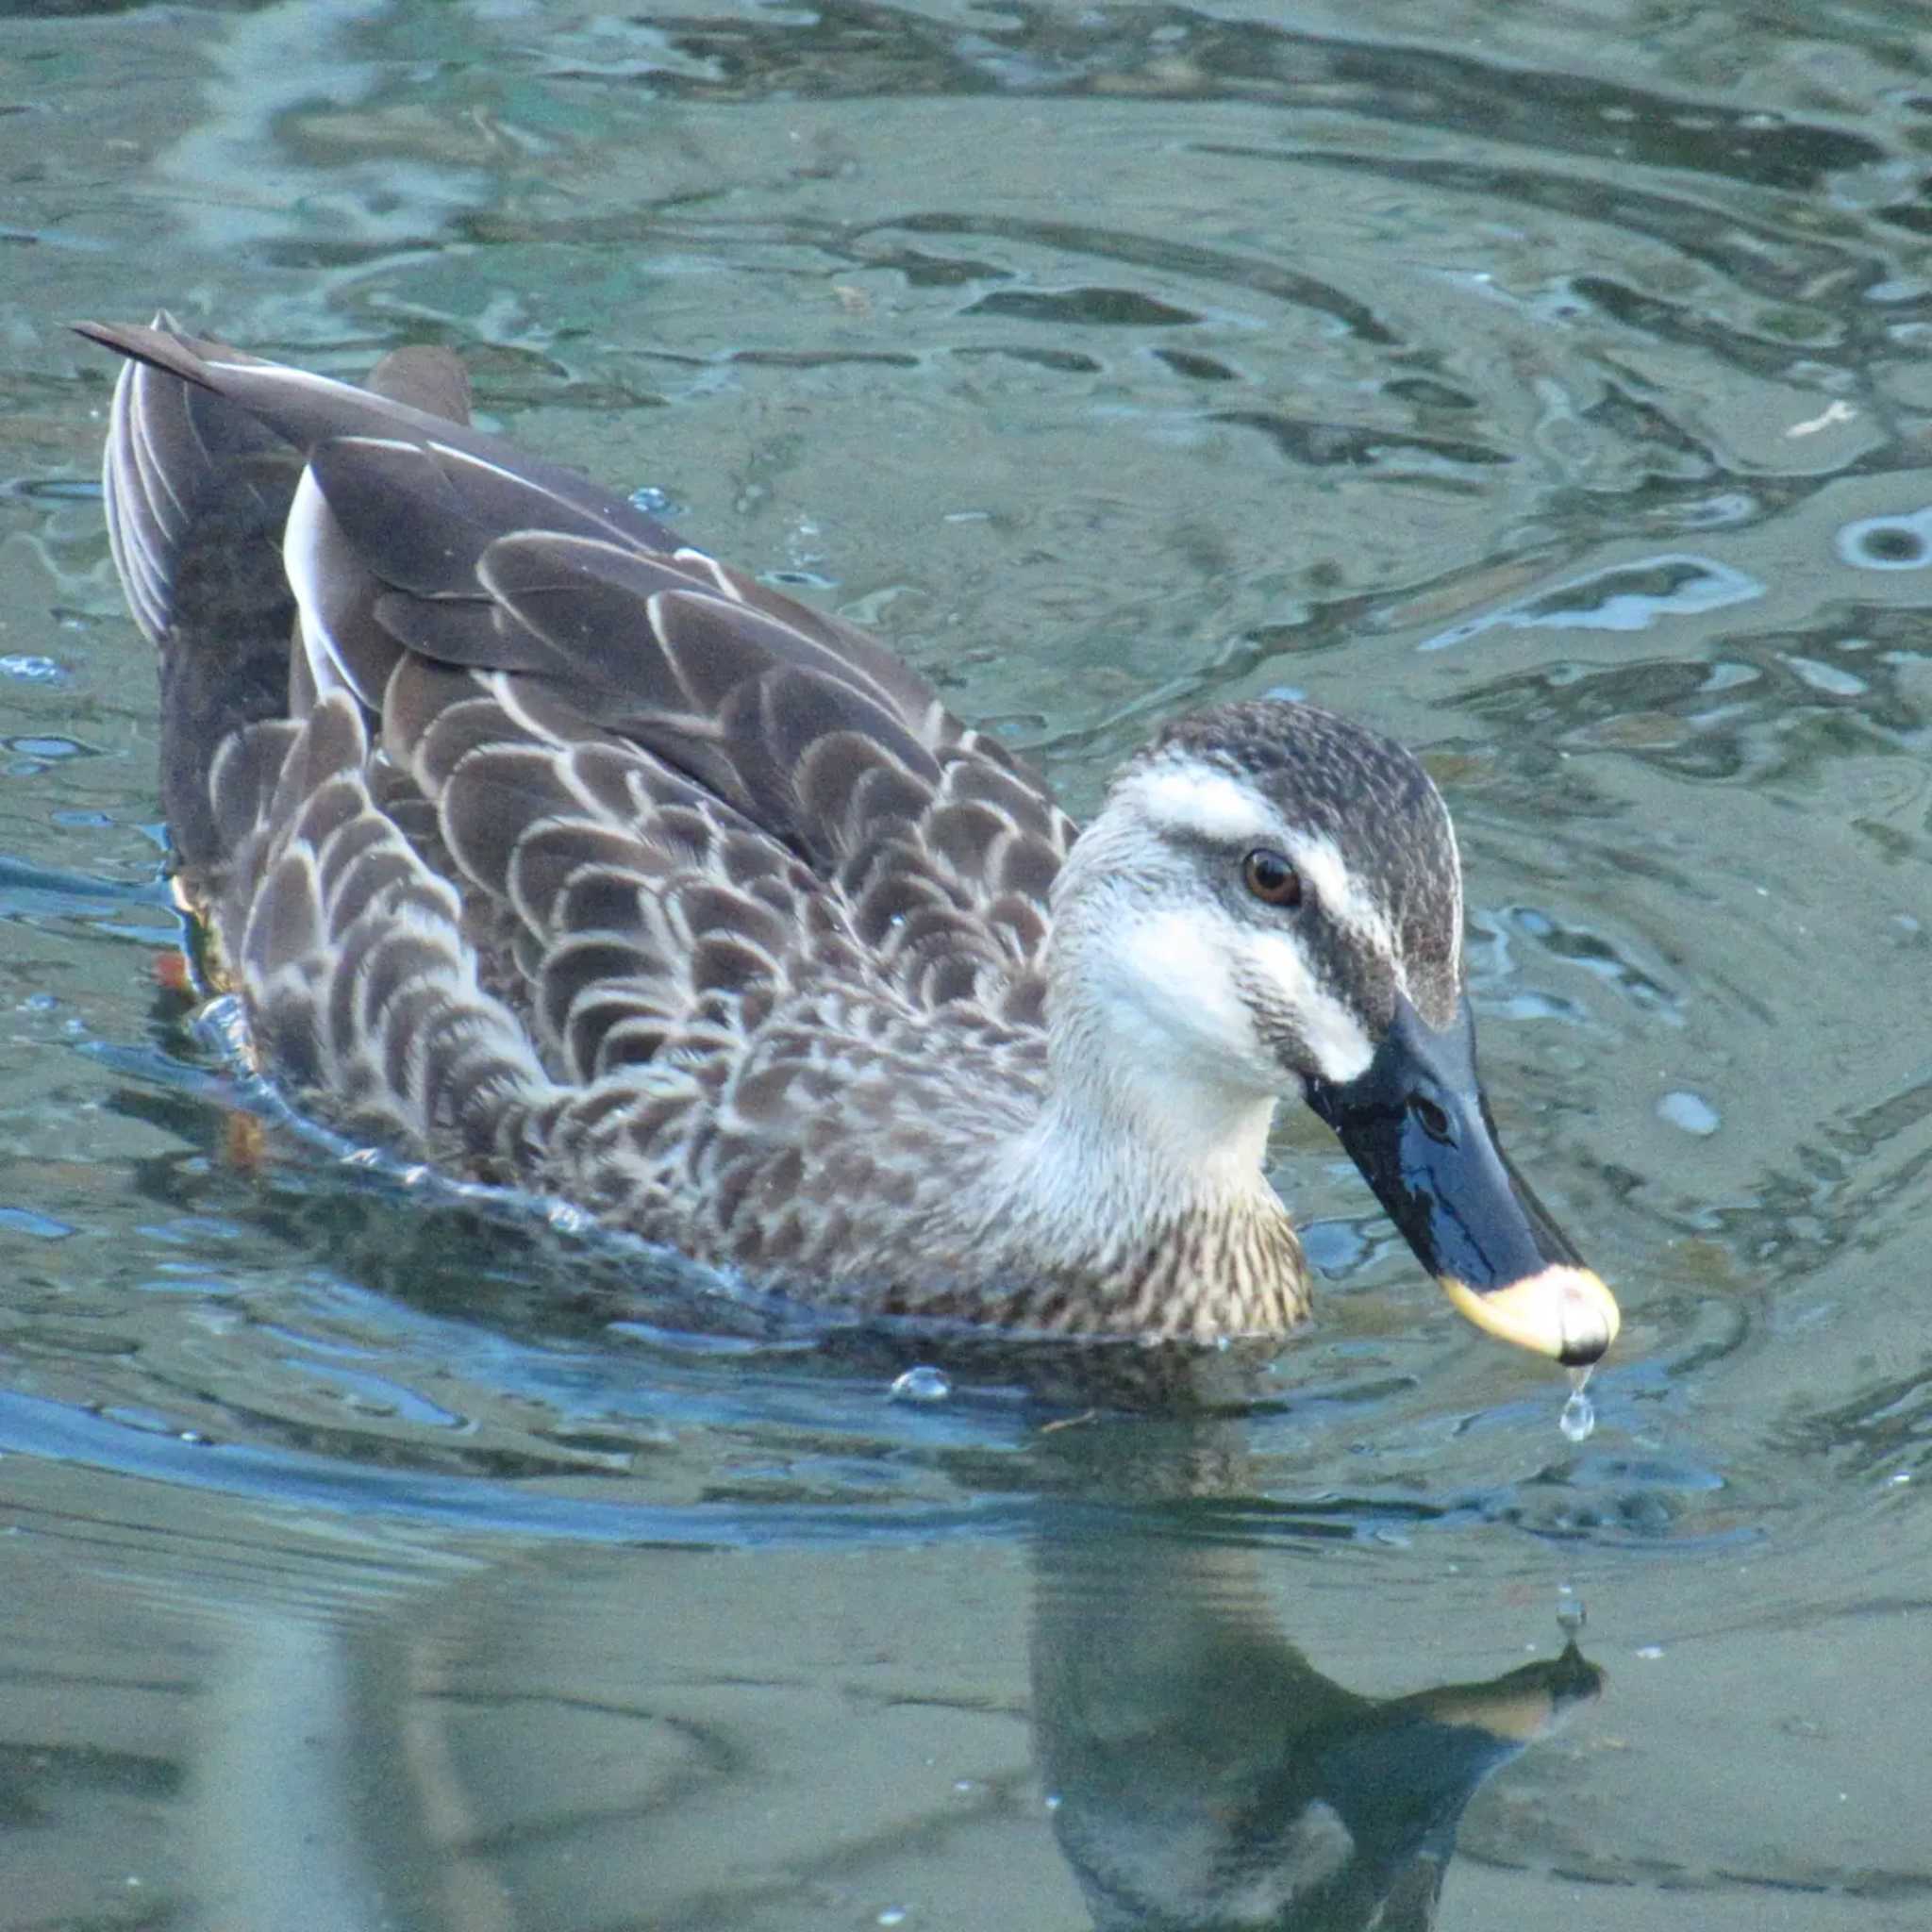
3,4,1931,1927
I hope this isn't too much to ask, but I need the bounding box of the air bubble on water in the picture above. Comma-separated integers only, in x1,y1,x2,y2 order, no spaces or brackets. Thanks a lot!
1559,1365,1595,1443
888,1364,951,1405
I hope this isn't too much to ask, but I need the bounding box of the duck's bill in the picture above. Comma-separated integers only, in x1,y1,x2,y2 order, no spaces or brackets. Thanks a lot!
1306,995,1620,1367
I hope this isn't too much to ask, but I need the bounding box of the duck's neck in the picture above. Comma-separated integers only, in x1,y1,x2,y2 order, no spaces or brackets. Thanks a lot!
971,924,1307,1340
1032,1009,1279,1212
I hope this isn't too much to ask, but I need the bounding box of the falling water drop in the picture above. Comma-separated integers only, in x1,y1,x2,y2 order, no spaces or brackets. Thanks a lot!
1556,1583,1587,1637
1559,1365,1595,1443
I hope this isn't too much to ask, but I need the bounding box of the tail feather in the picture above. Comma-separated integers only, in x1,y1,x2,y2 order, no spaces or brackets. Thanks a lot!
91,318,302,870
80,316,475,874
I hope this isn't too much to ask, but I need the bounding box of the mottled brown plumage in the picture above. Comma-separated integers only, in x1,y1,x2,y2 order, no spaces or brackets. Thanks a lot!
81,316,1614,1357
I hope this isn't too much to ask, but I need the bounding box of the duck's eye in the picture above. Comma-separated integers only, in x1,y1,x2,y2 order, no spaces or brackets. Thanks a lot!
1241,848,1303,908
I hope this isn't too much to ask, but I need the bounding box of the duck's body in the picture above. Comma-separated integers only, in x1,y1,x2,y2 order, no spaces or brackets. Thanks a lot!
83,317,1617,1361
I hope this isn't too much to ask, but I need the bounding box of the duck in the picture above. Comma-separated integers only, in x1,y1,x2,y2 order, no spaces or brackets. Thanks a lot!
78,316,1618,1363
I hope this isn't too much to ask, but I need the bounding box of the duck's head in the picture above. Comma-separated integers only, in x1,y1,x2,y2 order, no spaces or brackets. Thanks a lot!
1049,698,1619,1366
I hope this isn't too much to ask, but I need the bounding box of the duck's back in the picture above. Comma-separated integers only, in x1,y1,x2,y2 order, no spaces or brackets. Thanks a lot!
87,320,1077,1292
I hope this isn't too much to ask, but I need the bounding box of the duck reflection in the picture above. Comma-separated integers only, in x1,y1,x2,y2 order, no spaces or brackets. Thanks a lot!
8,1387,1607,1927
1030,1419,1602,1932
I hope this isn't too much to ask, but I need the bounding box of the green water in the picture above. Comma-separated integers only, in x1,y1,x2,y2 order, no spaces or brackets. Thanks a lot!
3,4,1931,1926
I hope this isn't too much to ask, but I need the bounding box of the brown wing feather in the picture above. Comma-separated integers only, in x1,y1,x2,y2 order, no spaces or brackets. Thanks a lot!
84,316,1079,1293
82,318,1073,940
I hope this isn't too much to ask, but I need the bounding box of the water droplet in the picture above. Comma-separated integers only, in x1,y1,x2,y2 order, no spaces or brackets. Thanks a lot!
889,1365,951,1405
877,1911,908,1928
1560,1366,1595,1442
1657,1089,1720,1136
1043,1790,1063,1812
1556,1584,1587,1636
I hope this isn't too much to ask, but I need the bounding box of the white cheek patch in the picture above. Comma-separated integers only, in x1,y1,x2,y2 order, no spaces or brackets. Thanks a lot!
1119,763,1278,849
1245,931,1375,1084
1108,908,1262,1074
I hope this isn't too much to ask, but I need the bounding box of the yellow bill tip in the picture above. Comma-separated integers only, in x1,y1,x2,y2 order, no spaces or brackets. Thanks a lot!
1441,1265,1620,1365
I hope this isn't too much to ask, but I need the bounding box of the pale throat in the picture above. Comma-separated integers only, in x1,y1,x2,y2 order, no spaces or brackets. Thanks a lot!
998,1058,1280,1271
1058,1041,1280,1194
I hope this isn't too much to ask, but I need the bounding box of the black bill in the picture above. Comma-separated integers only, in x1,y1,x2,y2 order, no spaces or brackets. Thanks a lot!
1306,994,1620,1366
